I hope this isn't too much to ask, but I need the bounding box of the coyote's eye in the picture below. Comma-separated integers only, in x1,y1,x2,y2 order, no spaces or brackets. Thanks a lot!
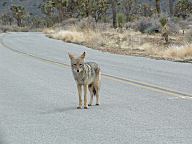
73,64,76,66
79,64,82,66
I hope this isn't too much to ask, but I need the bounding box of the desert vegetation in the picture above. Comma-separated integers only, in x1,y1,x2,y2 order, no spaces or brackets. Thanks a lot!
1,0,192,62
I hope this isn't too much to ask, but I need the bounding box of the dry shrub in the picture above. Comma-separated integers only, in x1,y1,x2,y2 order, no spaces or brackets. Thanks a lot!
0,25,30,33
45,24,104,47
160,44,192,59
48,30,85,43
80,28,104,47
45,17,106,48
82,29,104,48
76,17,96,30
102,30,145,50
42,28,55,34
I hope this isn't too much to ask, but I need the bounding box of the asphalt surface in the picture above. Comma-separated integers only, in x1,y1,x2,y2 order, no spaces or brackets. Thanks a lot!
0,32,192,144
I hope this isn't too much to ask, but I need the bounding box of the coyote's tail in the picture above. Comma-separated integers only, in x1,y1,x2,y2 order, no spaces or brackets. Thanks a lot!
93,67,101,96
93,86,96,96
88,67,100,96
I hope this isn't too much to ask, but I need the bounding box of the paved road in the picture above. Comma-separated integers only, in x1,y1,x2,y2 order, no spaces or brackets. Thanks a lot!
0,32,192,144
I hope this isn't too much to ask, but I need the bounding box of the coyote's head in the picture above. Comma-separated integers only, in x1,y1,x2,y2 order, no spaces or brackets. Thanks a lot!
68,52,86,73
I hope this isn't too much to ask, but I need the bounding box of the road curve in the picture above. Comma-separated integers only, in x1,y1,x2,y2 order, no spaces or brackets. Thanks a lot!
0,32,192,144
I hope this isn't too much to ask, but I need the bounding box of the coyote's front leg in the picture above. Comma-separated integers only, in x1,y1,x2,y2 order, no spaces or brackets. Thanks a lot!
77,84,82,109
83,84,88,109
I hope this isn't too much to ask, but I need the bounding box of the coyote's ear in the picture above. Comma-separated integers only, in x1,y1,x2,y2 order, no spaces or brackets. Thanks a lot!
80,52,86,59
68,53,74,60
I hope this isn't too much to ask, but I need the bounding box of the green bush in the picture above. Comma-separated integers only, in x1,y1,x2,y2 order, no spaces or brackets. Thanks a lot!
159,16,168,27
117,13,125,28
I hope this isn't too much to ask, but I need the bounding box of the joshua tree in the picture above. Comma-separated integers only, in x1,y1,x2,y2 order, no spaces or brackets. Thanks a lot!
41,0,55,17
52,0,68,21
91,0,109,22
1,13,13,25
155,0,161,14
160,16,169,43
122,0,134,22
10,5,26,27
143,3,153,17
75,0,91,17
169,0,173,16
74,0,109,22
111,0,117,28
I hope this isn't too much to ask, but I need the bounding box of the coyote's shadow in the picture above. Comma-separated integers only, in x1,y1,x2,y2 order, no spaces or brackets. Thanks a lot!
39,106,75,114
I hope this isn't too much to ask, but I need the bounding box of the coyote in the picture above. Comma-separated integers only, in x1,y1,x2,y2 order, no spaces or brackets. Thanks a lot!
68,52,101,109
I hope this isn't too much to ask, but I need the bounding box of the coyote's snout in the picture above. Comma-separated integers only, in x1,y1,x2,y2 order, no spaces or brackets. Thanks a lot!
68,52,101,109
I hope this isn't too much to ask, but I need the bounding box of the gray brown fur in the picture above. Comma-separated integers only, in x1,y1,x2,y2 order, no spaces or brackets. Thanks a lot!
68,52,101,109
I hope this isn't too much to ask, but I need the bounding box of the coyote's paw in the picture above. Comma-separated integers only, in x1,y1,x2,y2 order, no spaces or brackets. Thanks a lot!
77,106,82,109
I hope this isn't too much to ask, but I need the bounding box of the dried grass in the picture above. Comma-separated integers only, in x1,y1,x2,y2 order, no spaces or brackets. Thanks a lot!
0,25,30,33
42,28,55,34
48,30,85,43
45,24,105,48
44,19,191,61
160,44,192,59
